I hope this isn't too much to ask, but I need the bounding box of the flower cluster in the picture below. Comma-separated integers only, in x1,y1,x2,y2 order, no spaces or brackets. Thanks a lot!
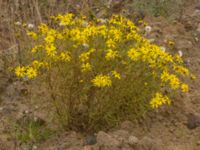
15,66,37,79
150,92,171,108
92,75,112,87
15,13,193,109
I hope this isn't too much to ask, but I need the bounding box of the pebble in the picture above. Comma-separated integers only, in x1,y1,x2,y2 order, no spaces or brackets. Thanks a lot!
0,107,4,111
128,135,139,146
84,135,97,146
186,113,200,129
32,145,38,149
178,50,183,57
195,3,200,10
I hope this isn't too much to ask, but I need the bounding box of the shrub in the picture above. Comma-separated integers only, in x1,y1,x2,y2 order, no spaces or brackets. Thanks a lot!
14,13,193,131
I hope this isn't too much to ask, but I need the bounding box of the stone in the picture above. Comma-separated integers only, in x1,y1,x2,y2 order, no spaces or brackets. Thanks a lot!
128,135,139,146
111,130,129,142
136,136,163,150
186,113,200,129
195,3,200,10
192,10,200,19
96,131,121,150
84,135,97,146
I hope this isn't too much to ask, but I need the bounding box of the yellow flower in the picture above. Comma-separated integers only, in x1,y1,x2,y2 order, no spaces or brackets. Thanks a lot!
106,39,116,48
31,45,43,53
169,76,180,90
105,49,119,60
45,44,56,57
15,66,26,77
160,71,170,82
111,70,121,79
92,75,112,87
26,67,37,79
57,13,74,26
79,49,95,62
81,63,92,72
161,71,180,90
32,60,44,69
79,52,90,62
174,54,183,63
27,31,38,40
38,23,49,34
168,40,175,46
108,27,122,41
181,84,189,93
88,48,96,53
173,65,189,76
59,52,71,62
79,79,84,83
191,74,196,80
127,48,140,61
45,34,55,44
150,92,171,108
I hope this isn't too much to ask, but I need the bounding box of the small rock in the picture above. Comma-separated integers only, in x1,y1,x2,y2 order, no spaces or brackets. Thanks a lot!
178,50,183,57
96,131,121,149
84,135,97,146
128,136,139,146
32,145,38,149
24,110,29,114
34,105,39,109
184,59,190,66
195,3,200,10
137,136,163,150
0,107,4,111
111,130,129,141
192,10,200,18
186,113,200,129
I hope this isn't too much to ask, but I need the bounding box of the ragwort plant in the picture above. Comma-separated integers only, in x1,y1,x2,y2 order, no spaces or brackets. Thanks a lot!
15,13,194,131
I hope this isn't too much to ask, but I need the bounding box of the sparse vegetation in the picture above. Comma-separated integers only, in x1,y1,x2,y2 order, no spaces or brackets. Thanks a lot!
13,115,53,144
